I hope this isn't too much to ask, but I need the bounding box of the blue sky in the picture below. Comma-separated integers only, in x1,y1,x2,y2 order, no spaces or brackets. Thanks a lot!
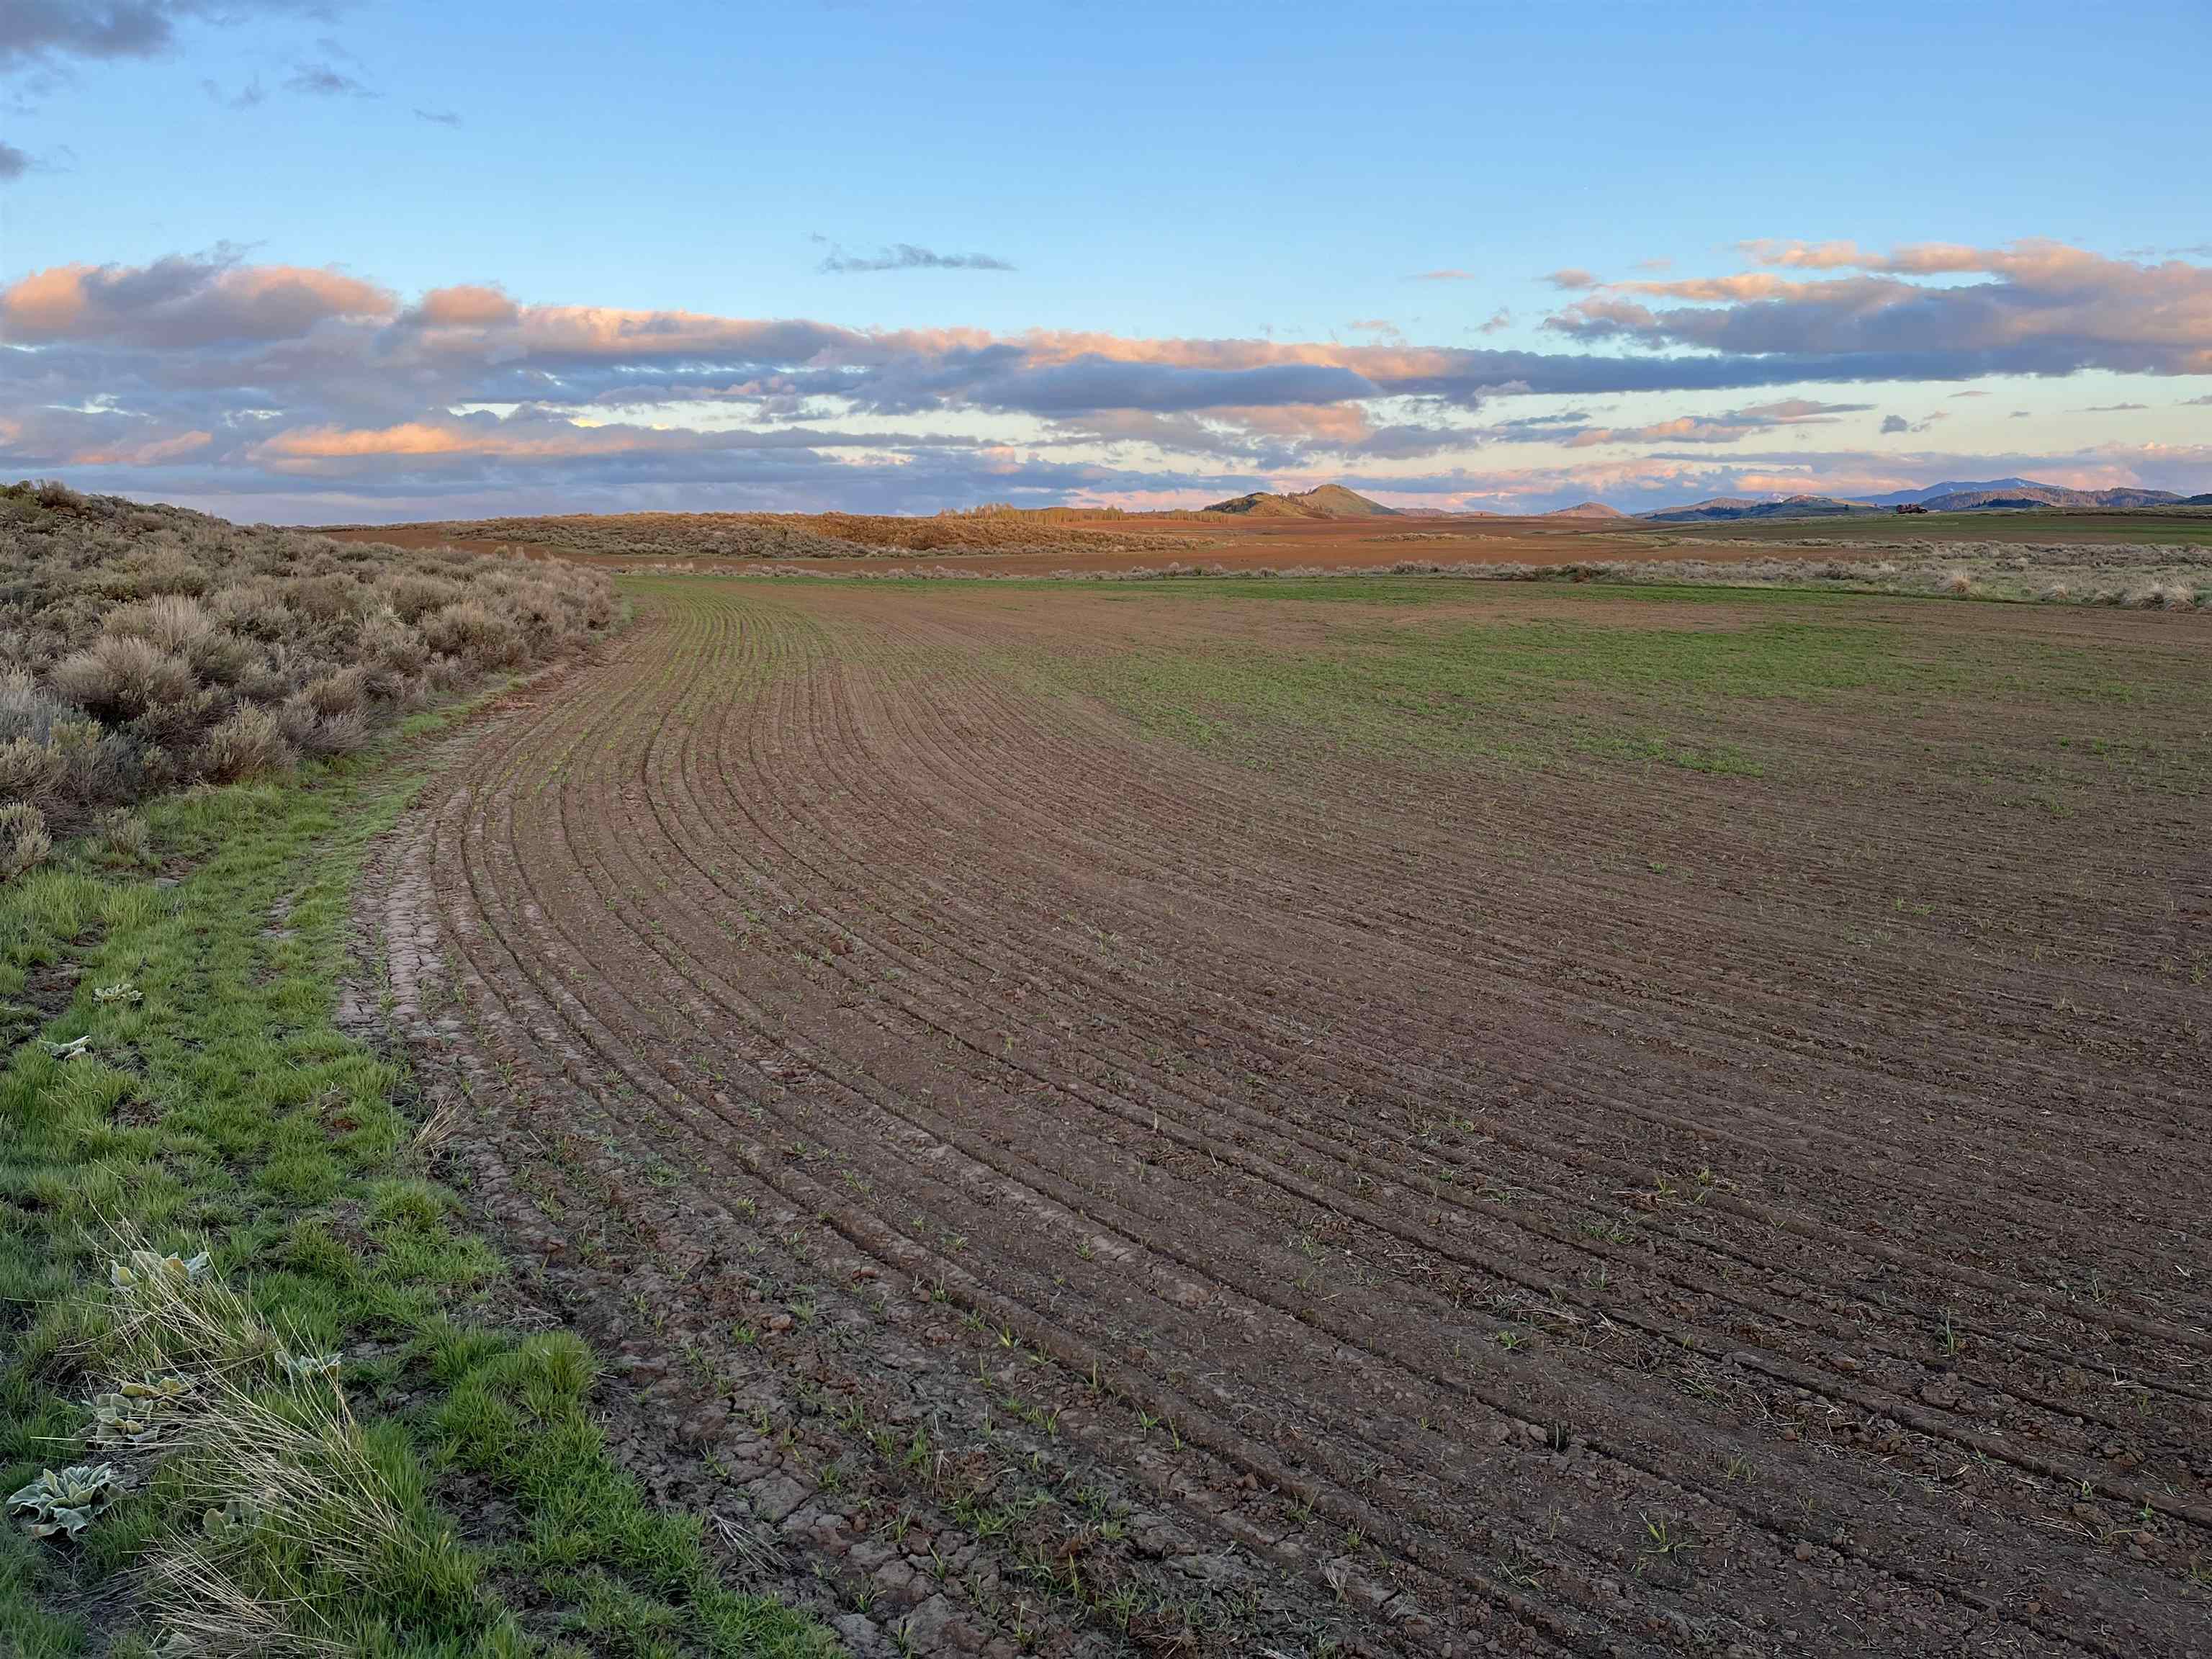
4,0,2209,519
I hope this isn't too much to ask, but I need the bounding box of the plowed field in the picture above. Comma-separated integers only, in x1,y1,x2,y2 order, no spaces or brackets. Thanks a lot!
390,574,2212,1657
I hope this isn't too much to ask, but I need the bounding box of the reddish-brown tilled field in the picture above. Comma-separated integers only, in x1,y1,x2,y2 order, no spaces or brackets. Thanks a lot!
379,573,2212,1657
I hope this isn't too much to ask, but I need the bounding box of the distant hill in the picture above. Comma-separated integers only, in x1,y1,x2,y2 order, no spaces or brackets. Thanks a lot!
1545,501,1628,519
1856,477,2054,507
2184,493,2212,507
1640,495,1882,524
1202,485,1399,519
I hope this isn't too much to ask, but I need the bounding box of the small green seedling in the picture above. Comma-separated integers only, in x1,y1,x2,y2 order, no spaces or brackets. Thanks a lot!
201,1495,265,1542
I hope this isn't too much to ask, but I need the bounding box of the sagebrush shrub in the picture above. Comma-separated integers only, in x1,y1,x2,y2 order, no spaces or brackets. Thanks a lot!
50,637,199,723
196,705,294,783
0,801,51,878
421,600,526,670
105,594,215,653
0,482,614,877
0,734,66,805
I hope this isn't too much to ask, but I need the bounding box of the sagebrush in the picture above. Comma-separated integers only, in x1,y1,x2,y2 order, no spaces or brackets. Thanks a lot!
0,481,614,870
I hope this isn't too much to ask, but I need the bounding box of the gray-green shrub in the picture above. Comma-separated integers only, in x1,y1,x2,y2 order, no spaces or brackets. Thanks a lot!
0,482,616,873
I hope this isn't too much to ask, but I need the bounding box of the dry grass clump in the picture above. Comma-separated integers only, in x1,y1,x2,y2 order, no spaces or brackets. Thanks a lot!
2128,580,2198,610
76,1228,421,1656
0,481,615,873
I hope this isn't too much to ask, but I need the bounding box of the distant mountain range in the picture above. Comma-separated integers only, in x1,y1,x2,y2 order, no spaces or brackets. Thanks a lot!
1638,479,2190,522
1197,479,2206,523
1640,494,1881,523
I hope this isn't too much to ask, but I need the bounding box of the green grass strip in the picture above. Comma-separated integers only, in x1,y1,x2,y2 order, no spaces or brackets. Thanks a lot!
0,717,835,1658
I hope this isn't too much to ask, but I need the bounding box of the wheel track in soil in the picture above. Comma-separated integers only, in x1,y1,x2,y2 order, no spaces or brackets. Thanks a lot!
418,575,2212,1658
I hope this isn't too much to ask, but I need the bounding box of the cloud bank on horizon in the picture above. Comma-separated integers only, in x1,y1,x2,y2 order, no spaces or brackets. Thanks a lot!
4,238,2209,520
2,1,2208,521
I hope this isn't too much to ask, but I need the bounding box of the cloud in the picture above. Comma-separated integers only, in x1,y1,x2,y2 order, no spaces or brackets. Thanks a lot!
0,0,327,72
402,283,518,328
817,242,1014,274
2184,395,2212,406
1881,415,1910,434
1410,269,1480,282
202,74,265,108
16,246,2206,423
2078,402,2146,412
0,139,73,179
1476,308,1510,335
3,251,393,346
1542,268,1600,291
960,357,1380,415
1533,398,1874,449
1548,239,2212,377
413,105,459,126
284,61,373,97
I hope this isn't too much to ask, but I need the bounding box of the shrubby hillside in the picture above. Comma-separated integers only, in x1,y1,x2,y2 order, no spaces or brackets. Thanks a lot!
0,481,614,877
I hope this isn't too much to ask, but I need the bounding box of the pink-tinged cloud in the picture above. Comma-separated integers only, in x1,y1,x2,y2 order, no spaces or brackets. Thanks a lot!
405,284,523,328
1553,398,1870,448
1547,240,2212,374
2,256,393,346
73,431,215,466
1542,268,1600,291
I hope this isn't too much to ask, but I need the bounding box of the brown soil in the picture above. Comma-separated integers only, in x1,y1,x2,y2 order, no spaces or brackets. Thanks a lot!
373,576,2212,1657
